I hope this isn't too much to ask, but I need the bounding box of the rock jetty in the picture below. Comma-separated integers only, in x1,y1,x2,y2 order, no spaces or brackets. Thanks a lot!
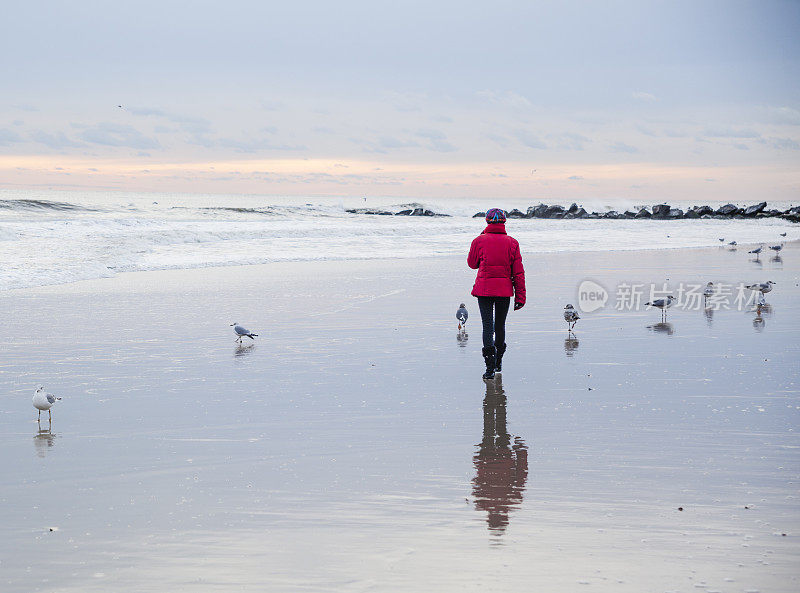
469,202,799,223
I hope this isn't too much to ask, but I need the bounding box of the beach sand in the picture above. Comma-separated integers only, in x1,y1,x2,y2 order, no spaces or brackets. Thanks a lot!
1,243,798,592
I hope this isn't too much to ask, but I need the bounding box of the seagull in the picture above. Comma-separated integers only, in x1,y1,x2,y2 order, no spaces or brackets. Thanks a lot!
645,295,676,321
769,244,783,252
745,281,775,296
780,232,787,237
456,303,468,331
32,385,61,421
728,241,737,246
703,282,714,298
563,304,580,332
749,245,763,256
718,238,725,243
230,323,258,343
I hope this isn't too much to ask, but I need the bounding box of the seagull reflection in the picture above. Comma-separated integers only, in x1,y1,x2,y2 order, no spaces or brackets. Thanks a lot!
472,376,528,538
647,322,674,336
752,303,772,332
234,343,255,358
704,306,714,327
564,336,579,356
456,331,469,347
34,422,56,458
771,255,783,264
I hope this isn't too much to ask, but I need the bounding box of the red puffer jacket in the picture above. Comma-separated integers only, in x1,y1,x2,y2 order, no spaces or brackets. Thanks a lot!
468,223,526,305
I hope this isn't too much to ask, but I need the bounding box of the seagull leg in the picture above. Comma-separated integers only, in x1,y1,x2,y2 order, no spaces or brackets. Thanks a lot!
48,409,51,421
38,409,40,421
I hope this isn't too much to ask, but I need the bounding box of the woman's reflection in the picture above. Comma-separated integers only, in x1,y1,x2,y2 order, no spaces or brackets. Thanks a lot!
472,376,528,537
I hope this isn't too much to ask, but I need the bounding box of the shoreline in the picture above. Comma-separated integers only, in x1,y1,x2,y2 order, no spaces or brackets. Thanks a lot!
5,238,797,296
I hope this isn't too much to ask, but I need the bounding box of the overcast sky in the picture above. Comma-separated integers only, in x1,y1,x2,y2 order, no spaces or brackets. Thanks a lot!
1,0,799,201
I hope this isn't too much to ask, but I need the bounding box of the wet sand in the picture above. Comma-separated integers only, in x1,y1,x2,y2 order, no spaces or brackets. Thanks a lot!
1,243,799,592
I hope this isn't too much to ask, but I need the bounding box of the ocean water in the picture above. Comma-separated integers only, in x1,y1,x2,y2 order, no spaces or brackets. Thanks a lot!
1,189,796,291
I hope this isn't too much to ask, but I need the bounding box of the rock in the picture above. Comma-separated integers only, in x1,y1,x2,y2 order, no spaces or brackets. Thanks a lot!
397,209,412,216
652,204,671,219
623,210,637,218
586,213,602,219
567,203,579,214
684,209,700,219
635,208,652,219
473,211,486,218
529,204,549,218
575,207,588,218
543,205,566,218
667,208,684,219
715,203,740,216
507,208,526,219
694,205,714,216
345,208,393,215
743,201,767,216
604,211,621,219
408,207,447,216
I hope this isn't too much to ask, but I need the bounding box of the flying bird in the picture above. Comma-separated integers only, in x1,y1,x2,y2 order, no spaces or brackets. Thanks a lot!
645,295,676,321
230,323,258,343
32,385,61,421
456,303,468,331
563,304,580,332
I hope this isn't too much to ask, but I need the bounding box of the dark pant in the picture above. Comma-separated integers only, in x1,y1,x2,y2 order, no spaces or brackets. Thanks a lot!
477,296,510,348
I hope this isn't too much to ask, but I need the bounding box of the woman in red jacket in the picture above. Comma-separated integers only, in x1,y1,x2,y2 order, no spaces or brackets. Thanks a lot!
468,208,526,379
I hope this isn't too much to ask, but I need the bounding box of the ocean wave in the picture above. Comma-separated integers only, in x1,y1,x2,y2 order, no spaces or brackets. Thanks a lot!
0,198,99,212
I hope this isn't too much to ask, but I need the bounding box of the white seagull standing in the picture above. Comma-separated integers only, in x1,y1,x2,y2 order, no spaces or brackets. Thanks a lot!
32,385,61,421
645,295,676,321
703,282,715,299
745,281,776,303
769,244,783,253
749,245,763,258
230,323,258,343
563,304,580,333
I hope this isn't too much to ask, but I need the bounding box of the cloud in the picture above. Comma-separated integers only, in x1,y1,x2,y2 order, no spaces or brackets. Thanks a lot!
483,132,511,148
769,137,800,150
260,100,287,111
383,91,428,112
702,127,761,139
514,129,546,149
416,129,457,152
0,128,22,146
549,132,589,150
477,90,532,109
189,133,306,153
30,130,83,149
609,141,639,153
632,91,657,102
759,106,800,125
127,107,213,134
79,123,161,149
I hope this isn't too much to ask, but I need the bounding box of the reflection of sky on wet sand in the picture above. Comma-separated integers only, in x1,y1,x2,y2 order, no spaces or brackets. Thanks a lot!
0,245,799,592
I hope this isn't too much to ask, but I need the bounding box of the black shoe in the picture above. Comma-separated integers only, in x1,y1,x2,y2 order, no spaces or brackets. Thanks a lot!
482,346,496,379
495,343,506,373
